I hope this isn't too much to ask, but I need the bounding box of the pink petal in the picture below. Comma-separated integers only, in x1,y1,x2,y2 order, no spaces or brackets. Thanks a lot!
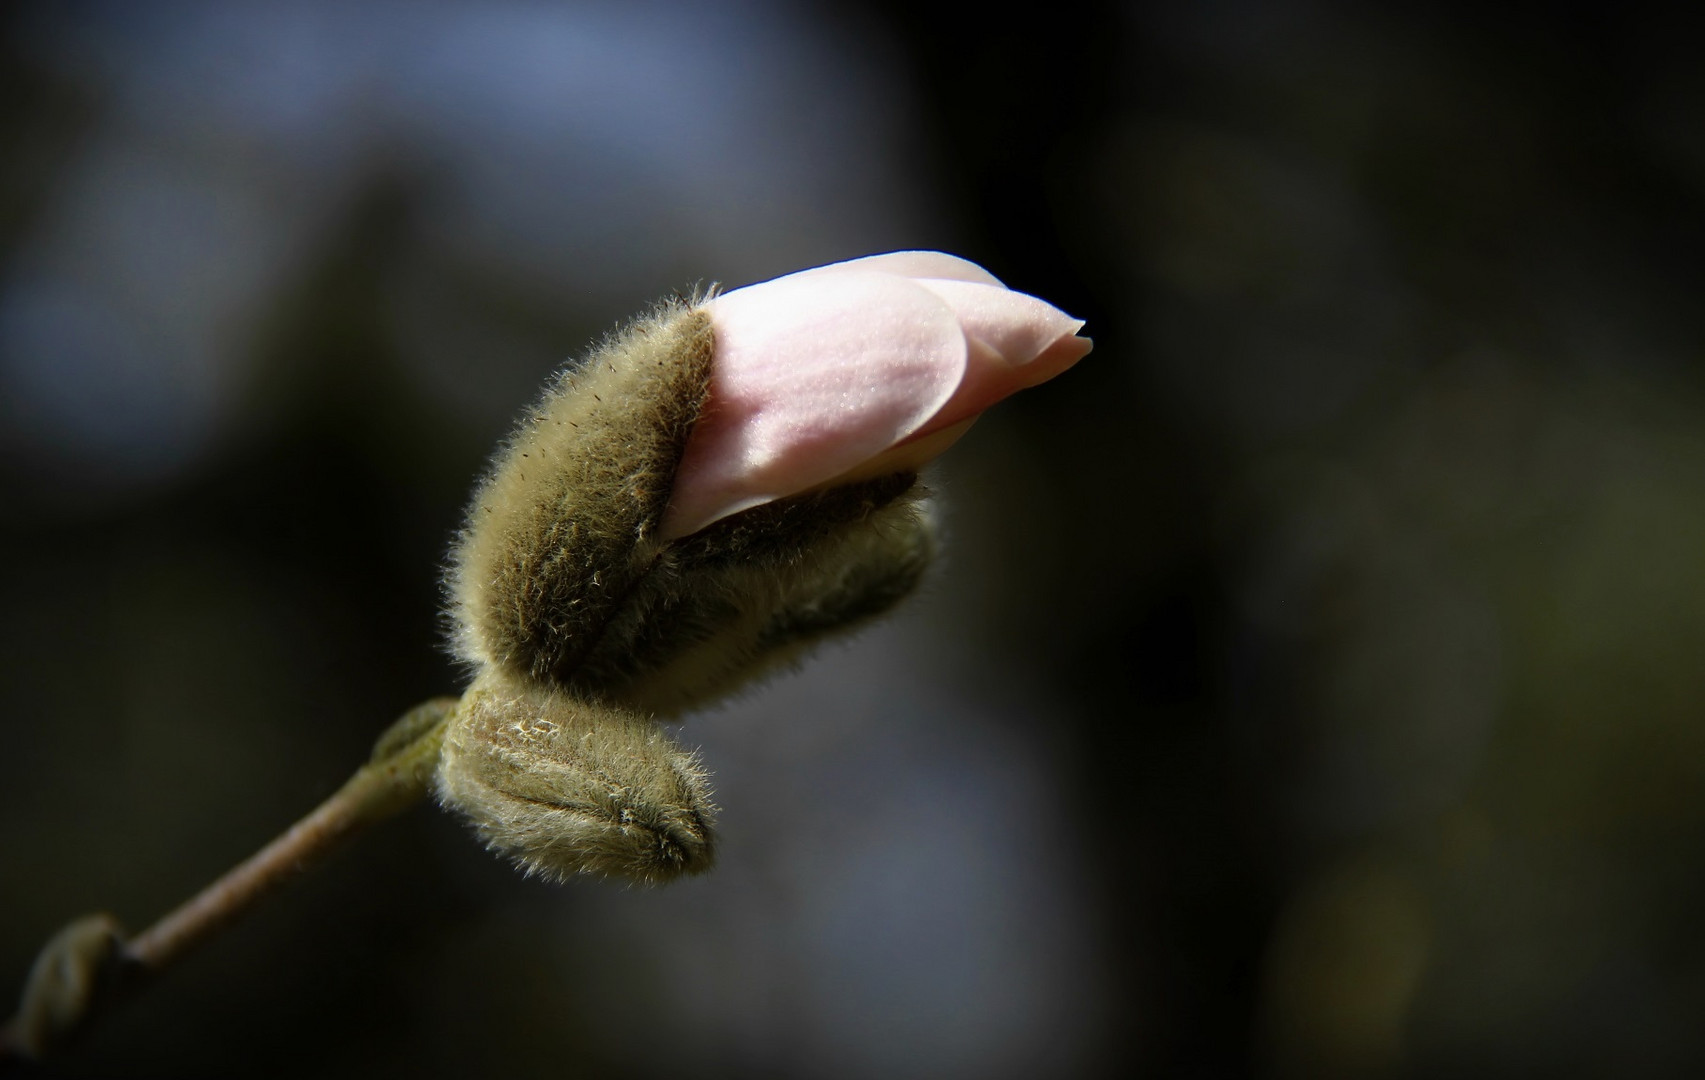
907,278,1092,437
660,270,967,539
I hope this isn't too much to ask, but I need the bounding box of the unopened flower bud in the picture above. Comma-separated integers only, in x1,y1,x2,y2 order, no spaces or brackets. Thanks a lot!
439,252,1088,884
436,669,716,884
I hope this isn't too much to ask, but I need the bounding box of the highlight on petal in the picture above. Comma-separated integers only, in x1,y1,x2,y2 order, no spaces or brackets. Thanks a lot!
797,250,1007,287
660,270,967,539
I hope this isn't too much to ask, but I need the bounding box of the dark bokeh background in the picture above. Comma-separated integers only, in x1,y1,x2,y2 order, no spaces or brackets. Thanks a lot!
5,2,1705,1077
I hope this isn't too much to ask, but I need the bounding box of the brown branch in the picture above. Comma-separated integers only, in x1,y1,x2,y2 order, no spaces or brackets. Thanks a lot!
1,697,459,1066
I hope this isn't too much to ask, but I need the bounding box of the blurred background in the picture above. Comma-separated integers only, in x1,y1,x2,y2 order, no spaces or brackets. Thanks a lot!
4,1,1705,1076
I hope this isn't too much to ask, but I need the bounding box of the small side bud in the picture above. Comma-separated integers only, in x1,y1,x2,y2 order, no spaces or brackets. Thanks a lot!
436,671,716,885
5,914,127,1059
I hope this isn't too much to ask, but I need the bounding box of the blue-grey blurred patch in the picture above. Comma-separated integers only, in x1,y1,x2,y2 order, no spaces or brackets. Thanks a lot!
10,0,933,452
556,625,1109,1080
0,274,221,495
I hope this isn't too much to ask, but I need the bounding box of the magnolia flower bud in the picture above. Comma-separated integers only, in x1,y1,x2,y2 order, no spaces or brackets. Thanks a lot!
440,252,1087,883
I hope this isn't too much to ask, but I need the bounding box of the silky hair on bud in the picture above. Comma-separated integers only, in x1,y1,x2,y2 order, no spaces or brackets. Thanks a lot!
447,300,715,686
436,670,716,884
444,295,938,718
